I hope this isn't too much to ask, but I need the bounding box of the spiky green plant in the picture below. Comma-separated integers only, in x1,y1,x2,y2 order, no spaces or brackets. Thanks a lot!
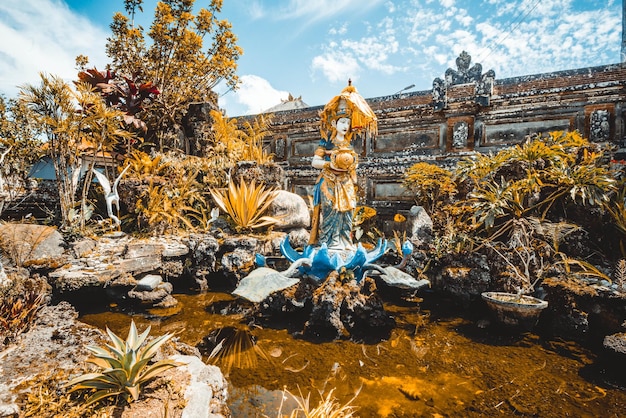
65,320,181,406
209,176,280,232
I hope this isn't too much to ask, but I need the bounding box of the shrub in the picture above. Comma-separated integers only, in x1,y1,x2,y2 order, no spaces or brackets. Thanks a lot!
0,275,48,345
403,162,457,215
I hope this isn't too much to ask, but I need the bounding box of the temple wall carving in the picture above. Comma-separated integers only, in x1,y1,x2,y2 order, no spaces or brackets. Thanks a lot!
232,54,626,215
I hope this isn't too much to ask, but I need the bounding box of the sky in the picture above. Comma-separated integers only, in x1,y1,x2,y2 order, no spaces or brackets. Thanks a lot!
0,0,622,117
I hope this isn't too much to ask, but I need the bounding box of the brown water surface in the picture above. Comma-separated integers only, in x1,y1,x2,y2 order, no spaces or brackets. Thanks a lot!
79,291,626,417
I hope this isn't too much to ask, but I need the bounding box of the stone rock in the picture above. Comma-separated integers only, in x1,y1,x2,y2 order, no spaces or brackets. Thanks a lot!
126,241,165,258
0,302,102,413
233,267,300,303
0,261,8,287
377,266,431,290
71,238,96,258
304,273,395,340
162,240,190,258
231,161,285,189
220,238,258,281
266,190,310,230
112,255,162,276
154,294,179,309
49,267,119,292
172,355,229,418
185,233,220,270
433,254,491,304
287,228,310,249
136,274,163,291
603,332,626,354
407,205,433,245
0,223,65,266
128,282,174,304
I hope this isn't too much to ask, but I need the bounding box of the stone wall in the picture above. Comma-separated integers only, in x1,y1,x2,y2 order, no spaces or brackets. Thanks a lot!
233,55,626,216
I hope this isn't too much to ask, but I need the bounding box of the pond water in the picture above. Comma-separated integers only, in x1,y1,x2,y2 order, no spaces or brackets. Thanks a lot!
79,291,626,417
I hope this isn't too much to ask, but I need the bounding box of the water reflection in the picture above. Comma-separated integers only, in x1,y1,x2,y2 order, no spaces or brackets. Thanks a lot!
79,291,626,417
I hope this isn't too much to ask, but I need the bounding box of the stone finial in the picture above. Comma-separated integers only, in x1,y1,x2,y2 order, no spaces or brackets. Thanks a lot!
431,50,496,109
445,50,485,85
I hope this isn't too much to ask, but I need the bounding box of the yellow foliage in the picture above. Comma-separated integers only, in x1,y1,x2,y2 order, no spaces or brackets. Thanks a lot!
210,177,280,232
403,162,456,214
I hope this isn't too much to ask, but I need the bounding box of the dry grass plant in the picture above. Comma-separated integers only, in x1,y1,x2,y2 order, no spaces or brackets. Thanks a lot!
0,222,57,267
278,387,359,418
19,370,108,418
0,275,48,345
135,173,205,234
204,326,268,375
613,259,626,292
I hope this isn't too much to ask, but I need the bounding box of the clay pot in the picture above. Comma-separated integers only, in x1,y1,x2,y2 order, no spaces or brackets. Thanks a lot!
481,291,548,330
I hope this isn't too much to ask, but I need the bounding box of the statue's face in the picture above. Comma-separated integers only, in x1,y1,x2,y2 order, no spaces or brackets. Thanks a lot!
335,117,350,135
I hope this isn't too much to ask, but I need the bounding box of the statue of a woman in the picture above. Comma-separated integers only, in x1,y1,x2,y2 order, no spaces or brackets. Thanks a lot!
309,81,377,251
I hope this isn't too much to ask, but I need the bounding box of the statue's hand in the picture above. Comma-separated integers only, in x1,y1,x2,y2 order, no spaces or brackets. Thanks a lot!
329,163,347,172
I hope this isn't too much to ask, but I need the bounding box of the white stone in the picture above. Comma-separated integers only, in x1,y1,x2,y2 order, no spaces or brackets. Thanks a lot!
162,241,190,257
0,261,8,286
266,190,310,230
379,266,430,290
136,274,163,291
172,355,228,418
233,267,300,302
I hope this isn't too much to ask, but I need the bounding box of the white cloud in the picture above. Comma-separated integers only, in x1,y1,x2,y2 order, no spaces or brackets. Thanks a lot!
256,0,386,25
312,14,406,83
340,35,403,75
0,0,109,99
398,0,621,84
329,23,349,36
227,74,288,115
311,50,361,84
455,10,473,27
248,0,266,19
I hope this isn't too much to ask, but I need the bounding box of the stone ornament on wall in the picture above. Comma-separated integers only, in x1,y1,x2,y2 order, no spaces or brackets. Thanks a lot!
432,77,446,111
452,121,469,148
476,69,496,106
275,135,286,159
431,50,496,109
590,109,611,142
447,116,474,151
445,51,483,85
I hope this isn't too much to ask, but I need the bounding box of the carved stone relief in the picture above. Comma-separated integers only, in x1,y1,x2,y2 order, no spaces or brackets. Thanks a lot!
275,136,286,159
432,77,446,111
452,121,469,148
589,109,610,142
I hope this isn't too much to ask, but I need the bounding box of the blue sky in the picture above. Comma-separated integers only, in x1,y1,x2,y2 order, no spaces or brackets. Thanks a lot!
0,0,621,116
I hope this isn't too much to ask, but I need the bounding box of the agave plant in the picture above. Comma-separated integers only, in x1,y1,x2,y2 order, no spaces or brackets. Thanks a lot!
65,320,181,406
210,176,280,232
